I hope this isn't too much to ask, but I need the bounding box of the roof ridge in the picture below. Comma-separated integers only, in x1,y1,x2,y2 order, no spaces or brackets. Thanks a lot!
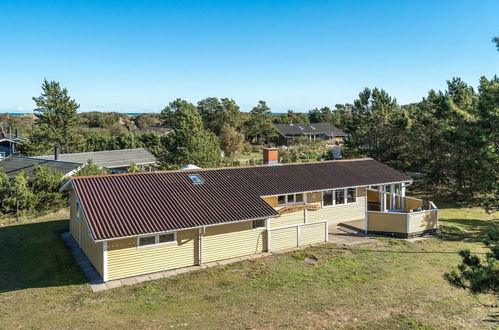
70,158,374,180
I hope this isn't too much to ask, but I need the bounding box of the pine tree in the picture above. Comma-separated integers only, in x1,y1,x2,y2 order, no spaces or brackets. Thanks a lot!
25,79,83,154
159,99,221,169
245,100,277,144
3,171,34,216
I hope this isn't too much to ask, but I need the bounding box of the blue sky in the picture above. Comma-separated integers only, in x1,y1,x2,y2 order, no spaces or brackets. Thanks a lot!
0,0,497,113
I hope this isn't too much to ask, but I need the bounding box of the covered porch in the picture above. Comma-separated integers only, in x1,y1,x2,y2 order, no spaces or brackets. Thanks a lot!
339,184,439,238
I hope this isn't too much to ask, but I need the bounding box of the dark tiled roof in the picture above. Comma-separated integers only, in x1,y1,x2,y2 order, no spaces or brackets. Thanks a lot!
36,148,156,168
273,123,347,138
0,156,80,179
70,159,411,241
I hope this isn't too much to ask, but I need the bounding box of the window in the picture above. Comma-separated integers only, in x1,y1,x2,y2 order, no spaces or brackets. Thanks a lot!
323,188,356,207
277,193,305,205
369,185,379,191
323,190,334,206
335,189,346,205
159,233,175,243
139,236,156,246
347,188,356,203
76,201,81,222
138,232,177,247
0,152,5,160
310,125,316,130
188,174,203,184
252,219,265,229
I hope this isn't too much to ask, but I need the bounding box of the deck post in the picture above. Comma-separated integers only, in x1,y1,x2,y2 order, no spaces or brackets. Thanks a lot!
401,185,406,211
380,185,386,212
266,218,272,253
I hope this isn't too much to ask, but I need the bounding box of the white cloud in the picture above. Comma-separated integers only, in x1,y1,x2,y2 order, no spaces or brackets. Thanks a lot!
16,106,24,111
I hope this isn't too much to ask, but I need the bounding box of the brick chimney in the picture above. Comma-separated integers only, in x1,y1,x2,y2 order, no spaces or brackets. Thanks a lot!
263,148,278,165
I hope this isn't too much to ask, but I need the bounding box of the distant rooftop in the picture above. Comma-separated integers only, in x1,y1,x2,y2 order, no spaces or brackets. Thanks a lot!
0,156,80,178
273,123,347,138
36,148,157,169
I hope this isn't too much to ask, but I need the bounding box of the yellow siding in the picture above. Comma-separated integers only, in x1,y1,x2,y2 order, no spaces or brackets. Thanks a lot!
300,223,326,245
203,221,265,263
307,196,366,225
270,209,306,228
367,212,407,233
307,192,322,203
409,210,437,233
405,197,423,212
80,214,104,278
271,226,298,251
262,196,278,208
69,190,79,244
367,190,380,203
107,229,197,281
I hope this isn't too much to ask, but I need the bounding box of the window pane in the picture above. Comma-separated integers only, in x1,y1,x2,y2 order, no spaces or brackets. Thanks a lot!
394,184,401,195
139,236,155,246
278,195,286,205
295,194,303,203
252,219,265,229
287,194,295,203
335,189,346,205
347,188,356,203
323,190,333,206
159,233,175,243
385,185,391,193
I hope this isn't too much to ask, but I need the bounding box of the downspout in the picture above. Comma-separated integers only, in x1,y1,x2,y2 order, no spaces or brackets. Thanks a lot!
198,227,204,266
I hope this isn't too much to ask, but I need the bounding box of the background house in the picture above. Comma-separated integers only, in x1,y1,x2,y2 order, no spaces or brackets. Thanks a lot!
36,148,157,172
0,156,81,178
0,130,24,159
273,123,347,145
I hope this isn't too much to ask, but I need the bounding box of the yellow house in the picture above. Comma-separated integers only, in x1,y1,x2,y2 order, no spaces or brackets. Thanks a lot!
61,156,438,282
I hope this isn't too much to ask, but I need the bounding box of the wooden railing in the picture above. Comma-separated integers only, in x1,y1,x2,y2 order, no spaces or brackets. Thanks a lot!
367,208,438,236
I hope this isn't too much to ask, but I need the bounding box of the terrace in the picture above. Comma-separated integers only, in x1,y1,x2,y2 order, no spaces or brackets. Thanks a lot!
340,184,439,238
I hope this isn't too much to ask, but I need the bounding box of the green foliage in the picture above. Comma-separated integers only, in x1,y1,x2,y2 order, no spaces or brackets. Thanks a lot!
127,162,141,173
245,100,278,144
74,160,110,176
0,168,9,216
493,36,499,51
445,220,498,297
158,99,221,169
31,165,66,212
197,97,243,135
344,88,409,169
273,110,310,124
2,171,35,216
22,79,83,155
219,124,245,158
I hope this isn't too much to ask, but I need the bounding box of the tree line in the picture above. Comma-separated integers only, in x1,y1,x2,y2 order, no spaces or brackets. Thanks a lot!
6,71,499,212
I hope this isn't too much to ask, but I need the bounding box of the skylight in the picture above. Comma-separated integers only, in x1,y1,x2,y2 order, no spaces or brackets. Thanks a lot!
188,174,203,184
310,125,316,130
298,125,304,130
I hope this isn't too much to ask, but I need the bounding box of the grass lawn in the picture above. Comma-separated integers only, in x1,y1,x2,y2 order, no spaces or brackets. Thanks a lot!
0,207,497,329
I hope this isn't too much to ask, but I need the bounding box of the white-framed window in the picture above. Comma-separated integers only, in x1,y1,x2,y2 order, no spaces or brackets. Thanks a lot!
0,152,5,160
323,188,357,207
138,232,177,248
277,193,305,206
252,219,266,229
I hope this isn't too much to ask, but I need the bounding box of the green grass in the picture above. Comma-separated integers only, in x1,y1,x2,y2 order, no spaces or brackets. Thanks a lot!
0,207,497,329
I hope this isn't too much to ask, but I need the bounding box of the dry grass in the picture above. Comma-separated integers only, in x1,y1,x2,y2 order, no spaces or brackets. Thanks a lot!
0,207,496,329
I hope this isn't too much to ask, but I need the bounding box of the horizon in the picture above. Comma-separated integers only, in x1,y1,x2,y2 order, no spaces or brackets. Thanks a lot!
0,1,497,113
